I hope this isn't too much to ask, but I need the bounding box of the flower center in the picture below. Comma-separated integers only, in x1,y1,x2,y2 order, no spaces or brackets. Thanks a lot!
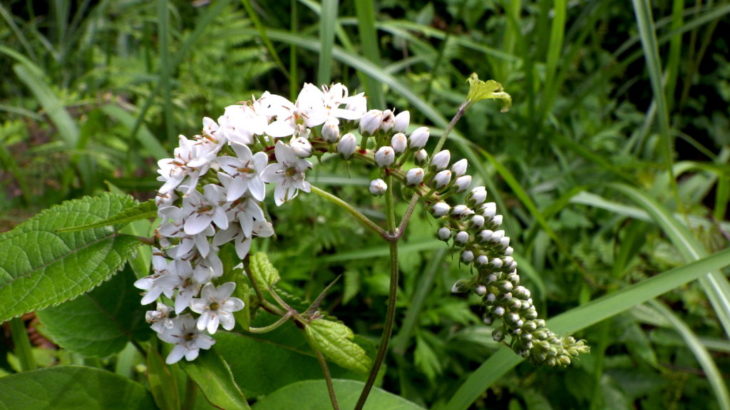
209,302,220,311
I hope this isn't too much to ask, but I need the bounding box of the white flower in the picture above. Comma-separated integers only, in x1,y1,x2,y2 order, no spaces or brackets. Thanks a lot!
380,110,395,132
369,179,388,195
228,196,266,237
437,227,451,240
482,202,497,218
461,250,474,262
182,184,230,235
216,143,268,201
394,111,410,132
359,110,383,134
432,202,451,217
431,150,451,170
409,127,429,148
261,141,313,206
146,303,174,333
290,136,313,158
433,170,452,188
135,271,179,305
405,167,424,185
258,92,298,137
455,175,472,192
375,146,395,167
469,186,487,205
157,135,219,194
190,282,244,334
216,104,267,145
158,315,215,364
173,266,205,314
337,133,357,158
451,159,468,177
297,83,366,127
322,118,340,142
391,133,407,153
414,149,428,163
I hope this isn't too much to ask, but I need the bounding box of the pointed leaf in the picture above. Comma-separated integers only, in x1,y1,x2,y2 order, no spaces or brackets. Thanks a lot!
304,318,372,374
249,252,280,287
181,350,250,410
56,199,156,233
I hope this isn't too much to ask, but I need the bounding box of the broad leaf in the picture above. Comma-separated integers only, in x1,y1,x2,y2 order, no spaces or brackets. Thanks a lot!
248,252,280,287
253,379,424,410
304,318,372,374
466,73,511,111
36,266,151,357
0,193,141,323
181,350,250,410
56,199,156,233
0,366,155,409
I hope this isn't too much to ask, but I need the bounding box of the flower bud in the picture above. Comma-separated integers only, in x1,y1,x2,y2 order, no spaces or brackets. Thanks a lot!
290,136,312,157
500,236,511,248
492,329,505,342
406,167,424,185
482,202,497,218
414,149,428,163
369,178,387,195
487,274,498,283
491,258,504,268
432,202,450,217
472,215,485,228
476,285,487,296
493,307,505,317
391,133,407,153
451,279,472,293
375,146,395,167
322,119,340,142
433,170,451,188
359,110,383,134
486,293,496,302
409,126,430,148
477,255,489,265
492,214,503,226
479,230,494,242
380,109,395,132
469,186,487,205
455,175,472,192
451,159,468,177
492,230,505,240
394,110,410,132
461,250,474,262
454,231,469,244
431,150,450,170
337,133,357,158
505,246,514,256
437,227,451,240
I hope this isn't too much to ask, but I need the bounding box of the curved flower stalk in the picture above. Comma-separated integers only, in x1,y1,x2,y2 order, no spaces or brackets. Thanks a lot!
136,80,587,368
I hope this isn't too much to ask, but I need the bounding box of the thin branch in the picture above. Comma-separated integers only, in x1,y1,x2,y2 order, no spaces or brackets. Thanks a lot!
315,350,341,410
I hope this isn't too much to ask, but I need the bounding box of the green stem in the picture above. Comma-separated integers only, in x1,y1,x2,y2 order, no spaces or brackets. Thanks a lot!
247,312,293,334
314,350,341,410
9,317,35,371
431,101,471,155
310,185,388,239
182,375,197,410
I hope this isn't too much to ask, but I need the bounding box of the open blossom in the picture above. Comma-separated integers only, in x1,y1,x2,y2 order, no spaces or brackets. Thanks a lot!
158,315,215,364
157,135,219,194
215,104,268,145
261,141,312,206
182,184,230,235
216,143,268,201
190,282,244,334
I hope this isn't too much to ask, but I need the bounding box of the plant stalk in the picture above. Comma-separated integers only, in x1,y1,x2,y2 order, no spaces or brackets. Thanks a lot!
9,317,35,371
315,350,341,410
310,185,388,239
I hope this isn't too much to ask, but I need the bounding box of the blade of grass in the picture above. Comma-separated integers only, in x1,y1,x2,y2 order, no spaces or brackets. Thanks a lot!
611,183,730,338
647,300,730,410
317,0,338,85
538,0,566,129
101,105,167,159
240,0,289,77
289,0,299,101
0,3,37,61
665,0,684,112
157,0,174,145
354,0,384,108
444,247,730,410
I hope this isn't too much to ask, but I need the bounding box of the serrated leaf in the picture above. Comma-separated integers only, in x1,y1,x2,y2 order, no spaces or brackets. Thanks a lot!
56,199,157,233
249,252,280,287
466,73,512,111
0,193,141,323
181,350,250,410
36,266,151,357
304,318,372,374
0,365,155,409
253,379,424,410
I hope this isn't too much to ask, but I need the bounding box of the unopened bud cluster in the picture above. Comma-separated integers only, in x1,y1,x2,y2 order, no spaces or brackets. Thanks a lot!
426,156,588,366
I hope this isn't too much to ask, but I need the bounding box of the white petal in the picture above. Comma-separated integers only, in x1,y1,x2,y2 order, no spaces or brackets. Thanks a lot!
249,178,265,201
166,345,187,364
219,312,236,331
184,213,212,235
217,282,236,299
266,121,295,138
206,314,220,334
212,208,229,230
184,348,200,362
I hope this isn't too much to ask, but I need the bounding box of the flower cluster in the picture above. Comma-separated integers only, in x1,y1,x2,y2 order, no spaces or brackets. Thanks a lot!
136,83,368,363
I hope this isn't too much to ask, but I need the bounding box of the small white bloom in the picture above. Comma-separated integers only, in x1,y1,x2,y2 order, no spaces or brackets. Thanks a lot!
261,141,313,206
146,303,174,333
290,136,313,158
433,170,452,188
380,109,395,132
337,133,357,158
369,178,388,196
491,258,504,268
492,230,505,240
217,104,267,145
190,282,245,334
482,202,497,218
437,227,451,240
479,230,494,242
408,127,429,148
359,110,383,134
451,205,473,217
492,215,503,226
472,215,485,228
500,236,511,248
157,135,218,194
405,167,424,185
454,231,469,244
158,315,215,364
391,133,407,153
461,250,474,262
414,149,428,163
394,111,410,132
432,202,451,217
505,246,514,256
182,184,230,235
476,255,489,265
476,285,487,296
431,150,451,170
375,146,395,167
322,118,340,142
216,143,268,201
455,175,472,192
451,159,468,177
469,186,487,205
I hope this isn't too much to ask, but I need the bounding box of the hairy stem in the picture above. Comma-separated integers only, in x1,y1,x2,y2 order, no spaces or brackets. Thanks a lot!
432,100,471,155
315,349,341,410
310,185,388,239
9,317,35,371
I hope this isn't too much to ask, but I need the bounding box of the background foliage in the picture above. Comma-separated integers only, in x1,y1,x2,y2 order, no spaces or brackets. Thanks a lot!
1,0,729,409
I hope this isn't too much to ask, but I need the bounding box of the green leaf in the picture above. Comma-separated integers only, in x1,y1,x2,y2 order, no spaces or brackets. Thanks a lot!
0,193,141,323
146,340,181,410
0,365,155,409
215,318,365,397
56,199,156,233
36,266,151,357
249,252,280,287
181,350,250,410
304,318,372,374
253,379,424,410
466,73,512,111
